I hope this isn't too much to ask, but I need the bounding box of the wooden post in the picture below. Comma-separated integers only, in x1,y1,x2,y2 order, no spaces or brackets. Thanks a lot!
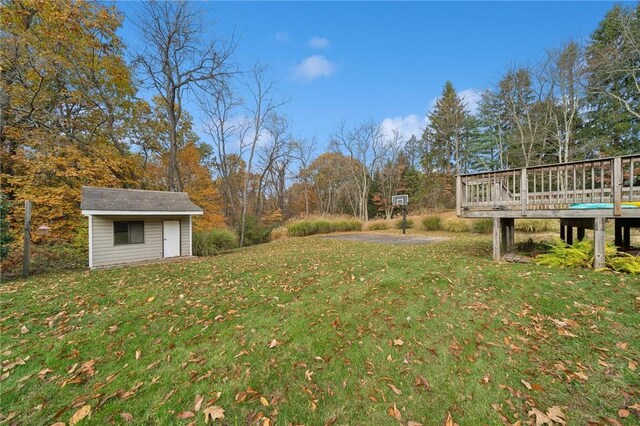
22,200,32,278
577,227,585,241
503,218,514,252
493,217,501,262
613,157,622,216
623,226,631,250
566,226,573,245
456,175,463,216
614,220,623,248
593,217,606,269
560,224,565,242
520,168,528,216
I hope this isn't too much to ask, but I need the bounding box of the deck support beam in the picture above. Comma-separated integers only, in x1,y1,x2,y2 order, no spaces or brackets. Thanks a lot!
594,217,606,269
493,217,515,261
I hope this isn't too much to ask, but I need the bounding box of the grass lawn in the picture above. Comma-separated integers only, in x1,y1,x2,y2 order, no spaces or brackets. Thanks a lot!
1,233,639,425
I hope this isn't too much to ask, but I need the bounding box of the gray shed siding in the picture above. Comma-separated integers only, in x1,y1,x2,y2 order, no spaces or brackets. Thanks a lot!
90,215,191,268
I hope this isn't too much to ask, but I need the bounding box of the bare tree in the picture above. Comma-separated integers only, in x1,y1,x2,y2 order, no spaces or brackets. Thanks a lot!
376,131,405,219
330,120,390,221
543,41,586,163
200,85,243,218
237,65,286,246
135,0,235,191
293,138,317,216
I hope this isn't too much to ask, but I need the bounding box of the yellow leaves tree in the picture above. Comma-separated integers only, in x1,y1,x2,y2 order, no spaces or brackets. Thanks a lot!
1,0,140,241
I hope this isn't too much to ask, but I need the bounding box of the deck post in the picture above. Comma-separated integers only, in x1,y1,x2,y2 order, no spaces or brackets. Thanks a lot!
593,217,606,269
566,226,573,245
520,168,528,216
577,227,585,241
613,157,622,216
614,221,623,247
560,225,565,242
502,218,514,252
623,226,631,250
493,217,501,261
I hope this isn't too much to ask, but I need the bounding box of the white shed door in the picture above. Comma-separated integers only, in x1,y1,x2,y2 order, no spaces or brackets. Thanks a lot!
163,221,181,258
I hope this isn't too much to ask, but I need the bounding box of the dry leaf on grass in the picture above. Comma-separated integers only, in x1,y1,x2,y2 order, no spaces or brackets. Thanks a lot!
387,383,402,395
177,411,195,419
387,404,401,420
203,406,225,423
69,405,91,425
120,412,133,422
194,395,205,412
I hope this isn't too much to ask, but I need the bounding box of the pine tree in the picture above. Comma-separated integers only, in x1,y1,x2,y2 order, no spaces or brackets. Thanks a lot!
422,82,474,175
583,3,640,155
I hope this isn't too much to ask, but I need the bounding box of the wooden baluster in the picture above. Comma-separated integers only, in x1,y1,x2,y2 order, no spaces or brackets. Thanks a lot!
591,163,595,203
600,163,604,202
582,163,586,203
613,157,622,216
630,158,635,202
572,165,577,205
521,168,528,216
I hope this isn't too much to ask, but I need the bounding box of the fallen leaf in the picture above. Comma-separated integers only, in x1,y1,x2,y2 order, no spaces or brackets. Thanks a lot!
20,325,29,334
393,339,404,346
203,406,225,423
618,409,629,418
120,412,133,422
268,339,278,349
602,417,623,426
147,296,155,302
194,395,205,412
444,411,455,426
521,379,532,390
628,361,637,371
387,383,402,395
387,404,401,420
69,405,91,425
616,342,628,350
177,411,195,419
415,375,431,391
407,422,423,426
259,396,269,406
135,350,141,360
546,406,566,425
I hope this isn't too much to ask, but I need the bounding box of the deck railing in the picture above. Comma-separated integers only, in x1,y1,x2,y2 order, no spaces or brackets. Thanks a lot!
457,155,640,216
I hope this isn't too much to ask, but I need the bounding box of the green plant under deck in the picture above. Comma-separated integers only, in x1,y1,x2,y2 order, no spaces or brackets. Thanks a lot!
1,236,638,425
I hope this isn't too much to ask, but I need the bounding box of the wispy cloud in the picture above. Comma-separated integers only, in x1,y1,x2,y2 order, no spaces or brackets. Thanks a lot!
308,36,330,49
292,55,336,82
380,115,428,141
275,32,290,43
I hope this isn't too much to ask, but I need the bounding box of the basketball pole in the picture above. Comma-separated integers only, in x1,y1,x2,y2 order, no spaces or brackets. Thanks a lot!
402,205,407,235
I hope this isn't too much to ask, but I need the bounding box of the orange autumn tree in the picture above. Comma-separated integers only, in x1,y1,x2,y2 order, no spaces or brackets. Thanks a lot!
136,99,225,230
1,0,140,241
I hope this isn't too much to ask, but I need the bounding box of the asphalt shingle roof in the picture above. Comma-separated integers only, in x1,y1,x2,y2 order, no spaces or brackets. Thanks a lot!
81,187,203,213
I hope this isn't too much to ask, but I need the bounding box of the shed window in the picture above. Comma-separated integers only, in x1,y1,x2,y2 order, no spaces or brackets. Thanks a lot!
114,221,144,245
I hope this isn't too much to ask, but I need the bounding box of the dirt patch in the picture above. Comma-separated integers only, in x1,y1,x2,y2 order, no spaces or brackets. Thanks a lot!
322,233,447,245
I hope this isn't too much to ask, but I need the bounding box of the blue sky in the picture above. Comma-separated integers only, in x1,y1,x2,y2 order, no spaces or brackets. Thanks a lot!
115,1,619,148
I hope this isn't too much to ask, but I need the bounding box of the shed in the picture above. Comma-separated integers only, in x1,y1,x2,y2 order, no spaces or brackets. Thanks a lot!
81,186,203,269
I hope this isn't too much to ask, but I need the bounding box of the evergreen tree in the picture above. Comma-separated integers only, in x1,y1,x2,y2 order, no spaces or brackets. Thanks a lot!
583,3,640,155
422,82,474,174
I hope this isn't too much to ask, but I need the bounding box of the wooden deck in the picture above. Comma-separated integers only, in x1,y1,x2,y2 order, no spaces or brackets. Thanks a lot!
456,155,640,219
456,154,640,268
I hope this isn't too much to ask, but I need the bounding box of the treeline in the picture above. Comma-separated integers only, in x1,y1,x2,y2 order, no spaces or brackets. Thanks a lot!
1,1,639,255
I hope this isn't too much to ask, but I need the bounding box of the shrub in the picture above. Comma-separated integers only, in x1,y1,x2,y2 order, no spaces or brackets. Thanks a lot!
608,253,640,274
286,218,362,237
241,216,273,246
395,218,414,229
193,229,237,256
422,215,442,231
535,239,593,268
472,219,493,234
515,219,558,233
0,195,12,261
367,221,389,231
442,217,470,233
270,226,289,240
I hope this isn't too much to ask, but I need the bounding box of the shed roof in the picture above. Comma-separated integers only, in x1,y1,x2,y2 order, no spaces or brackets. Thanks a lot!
81,186,203,214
